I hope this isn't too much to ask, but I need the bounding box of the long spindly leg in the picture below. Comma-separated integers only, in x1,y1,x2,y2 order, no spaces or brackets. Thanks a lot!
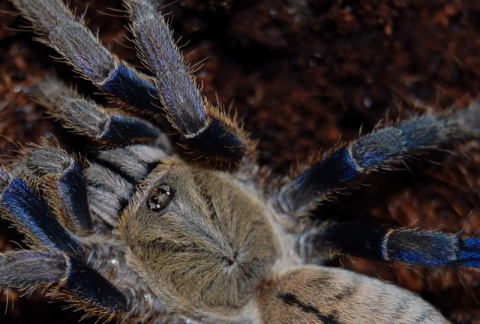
299,223,480,268
0,251,129,321
12,144,93,234
33,79,160,145
11,0,251,166
278,103,480,216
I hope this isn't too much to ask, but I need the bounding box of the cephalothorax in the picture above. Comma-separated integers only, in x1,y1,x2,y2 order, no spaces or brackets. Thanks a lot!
1,0,480,323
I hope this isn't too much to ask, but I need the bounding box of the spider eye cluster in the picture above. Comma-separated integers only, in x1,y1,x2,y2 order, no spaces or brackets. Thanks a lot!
147,184,173,212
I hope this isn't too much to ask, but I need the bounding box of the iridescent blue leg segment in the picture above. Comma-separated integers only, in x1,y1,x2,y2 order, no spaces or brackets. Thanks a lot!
13,146,93,234
100,63,162,115
279,104,480,216
0,251,129,318
125,0,250,166
34,79,160,145
0,168,85,258
301,223,480,268
12,0,250,166
0,168,130,318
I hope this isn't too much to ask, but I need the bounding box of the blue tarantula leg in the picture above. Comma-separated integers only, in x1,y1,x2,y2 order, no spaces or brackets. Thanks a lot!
0,168,86,258
10,0,161,115
279,103,480,216
13,145,92,234
33,79,160,145
11,0,250,166
124,0,251,165
0,251,129,320
301,223,480,267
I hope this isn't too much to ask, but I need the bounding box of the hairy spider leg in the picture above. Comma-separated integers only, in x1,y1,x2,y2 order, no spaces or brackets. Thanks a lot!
279,103,480,216
12,0,159,113
12,145,93,234
0,251,128,321
0,166,130,319
301,223,480,268
0,168,85,257
11,0,250,166
34,79,160,145
123,0,250,164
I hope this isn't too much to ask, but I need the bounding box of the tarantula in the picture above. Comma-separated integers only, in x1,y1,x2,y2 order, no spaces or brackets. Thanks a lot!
1,0,480,322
